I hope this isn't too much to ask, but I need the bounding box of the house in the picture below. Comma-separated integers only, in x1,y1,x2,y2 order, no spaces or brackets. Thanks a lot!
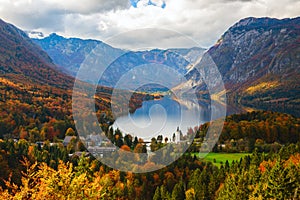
87,146,116,158
63,136,76,146
35,141,44,148
86,134,102,147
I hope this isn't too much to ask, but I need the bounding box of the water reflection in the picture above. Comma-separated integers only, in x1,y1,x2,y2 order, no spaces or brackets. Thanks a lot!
113,96,211,141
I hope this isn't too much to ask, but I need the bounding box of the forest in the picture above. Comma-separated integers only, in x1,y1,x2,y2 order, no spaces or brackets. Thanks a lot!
0,136,299,199
0,106,299,199
0,68,300,199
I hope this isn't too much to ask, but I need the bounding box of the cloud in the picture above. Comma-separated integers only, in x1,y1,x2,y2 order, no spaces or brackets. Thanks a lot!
0,0,299,49
0,0,129,34
49,0,130,14
104,28,199,50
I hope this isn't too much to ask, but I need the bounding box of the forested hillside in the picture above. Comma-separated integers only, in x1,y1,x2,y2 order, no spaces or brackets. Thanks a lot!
190,111,300,153
0,135,299,199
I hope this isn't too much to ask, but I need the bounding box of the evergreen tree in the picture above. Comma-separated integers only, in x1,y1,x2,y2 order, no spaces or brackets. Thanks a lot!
160,185,171,200
266,160,299,199
172,181,185,200
153,186,162,200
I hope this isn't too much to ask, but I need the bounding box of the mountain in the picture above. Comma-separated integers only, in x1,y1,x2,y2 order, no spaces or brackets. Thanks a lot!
183,17,300,116
209,17,300,84
0,19,76,138
0,19,160,138
31,17,300,117
33,34,205,88
0,19,73,88
99,48,205,89
32,33,125,77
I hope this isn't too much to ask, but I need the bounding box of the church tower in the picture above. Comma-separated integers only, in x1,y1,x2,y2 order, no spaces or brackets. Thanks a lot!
175,127,181,143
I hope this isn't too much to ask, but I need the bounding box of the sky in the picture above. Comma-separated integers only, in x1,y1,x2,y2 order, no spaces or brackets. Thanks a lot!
0,0,299,49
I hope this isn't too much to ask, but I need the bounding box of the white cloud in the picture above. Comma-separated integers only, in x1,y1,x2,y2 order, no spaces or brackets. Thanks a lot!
0,0,299,49
48,0,130,14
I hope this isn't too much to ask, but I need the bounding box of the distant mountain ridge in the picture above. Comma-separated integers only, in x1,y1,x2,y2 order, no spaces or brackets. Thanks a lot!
33,34,205,88
33,33,125,77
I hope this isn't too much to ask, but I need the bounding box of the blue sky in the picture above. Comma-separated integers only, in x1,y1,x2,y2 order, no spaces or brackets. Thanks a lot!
130,0,166,8
0,0,299,49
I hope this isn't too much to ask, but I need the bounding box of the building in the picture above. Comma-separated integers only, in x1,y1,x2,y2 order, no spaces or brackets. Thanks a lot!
175,127,182,143
86,134,102,147
63,136,77,147
87,146,116,158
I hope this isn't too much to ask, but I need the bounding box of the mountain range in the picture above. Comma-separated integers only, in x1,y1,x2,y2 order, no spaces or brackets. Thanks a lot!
0,17,299,117
33,34,205,89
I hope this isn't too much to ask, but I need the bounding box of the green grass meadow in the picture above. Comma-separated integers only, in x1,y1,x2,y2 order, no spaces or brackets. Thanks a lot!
192,152,251,168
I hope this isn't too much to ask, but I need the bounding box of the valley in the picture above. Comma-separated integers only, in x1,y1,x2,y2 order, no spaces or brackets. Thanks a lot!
0,15,299,199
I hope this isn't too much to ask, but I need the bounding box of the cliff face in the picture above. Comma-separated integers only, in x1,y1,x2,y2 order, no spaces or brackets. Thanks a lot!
208,17,300,85
182,17,300,116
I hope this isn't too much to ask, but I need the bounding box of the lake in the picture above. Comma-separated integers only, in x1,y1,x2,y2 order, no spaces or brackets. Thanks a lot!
113,96,210,141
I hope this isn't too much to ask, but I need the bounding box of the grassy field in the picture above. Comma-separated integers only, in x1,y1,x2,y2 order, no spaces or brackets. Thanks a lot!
191,152,251,168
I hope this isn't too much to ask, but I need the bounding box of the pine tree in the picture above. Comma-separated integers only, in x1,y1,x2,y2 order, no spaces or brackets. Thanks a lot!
172,181,185,200
160,185,171,200
266,160,299,199
153,186,162,200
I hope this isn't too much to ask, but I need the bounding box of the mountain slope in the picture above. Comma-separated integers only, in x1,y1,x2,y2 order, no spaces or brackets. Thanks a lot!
209,17,300,84
184,17,300,116
0,19,73,88
0,19,75,138
0,19,161,138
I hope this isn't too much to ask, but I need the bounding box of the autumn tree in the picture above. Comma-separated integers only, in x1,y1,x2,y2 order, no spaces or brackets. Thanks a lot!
65,127,76,136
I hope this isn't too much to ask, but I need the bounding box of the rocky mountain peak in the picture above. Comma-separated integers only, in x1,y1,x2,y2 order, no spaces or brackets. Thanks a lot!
208,17,300,83
180,16,300,116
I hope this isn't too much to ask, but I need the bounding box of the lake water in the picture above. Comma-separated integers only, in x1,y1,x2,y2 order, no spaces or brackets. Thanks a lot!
113,96,210,141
